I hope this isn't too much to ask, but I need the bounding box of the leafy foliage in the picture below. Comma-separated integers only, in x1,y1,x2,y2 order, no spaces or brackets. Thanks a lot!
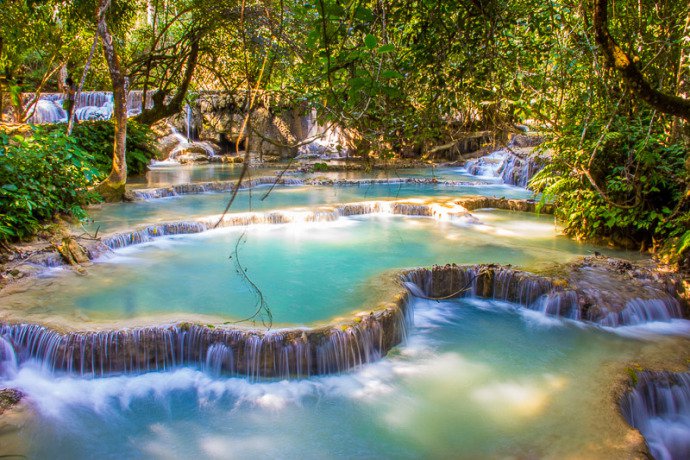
0,127,101,240
42,120,157,176
67,120,157,176
531,109,687,248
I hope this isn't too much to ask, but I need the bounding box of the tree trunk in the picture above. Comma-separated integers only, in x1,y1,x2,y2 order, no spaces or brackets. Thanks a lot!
593,0,690,120
95,0,128,201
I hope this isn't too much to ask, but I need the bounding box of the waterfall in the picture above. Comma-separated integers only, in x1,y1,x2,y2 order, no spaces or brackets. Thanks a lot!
19,91,153,123
26,99,68,124
185,103,193,141
297,109,349,159
464,149,543,187
498,154,543,187
621,370,690,460
0,297,409,379
401,264,684,327
0,335,18,378
131,177,490,201
101,200,475,251
464,150,506,177
599,298,684,327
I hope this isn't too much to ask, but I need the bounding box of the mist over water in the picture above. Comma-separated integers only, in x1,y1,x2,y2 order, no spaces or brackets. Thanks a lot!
1,297,656,459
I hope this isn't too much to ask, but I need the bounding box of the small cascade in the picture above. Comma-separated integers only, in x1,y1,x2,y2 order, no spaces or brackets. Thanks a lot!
131,176,305,200
0,335,18,378
621,370,690,460
464,148,544,187
204,343,235,376
18,91,153,123
75,92,113,121
102,221,208,250
464,150,506,177
498,154,543,187
599,299,684,327
0,298,409,379
100,200,503,252
298,109,349,158
401,264,684,327
26,99,68,124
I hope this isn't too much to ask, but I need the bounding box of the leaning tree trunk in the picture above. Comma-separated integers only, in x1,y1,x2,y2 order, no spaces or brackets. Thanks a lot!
95,0,128,201
594,0,690,120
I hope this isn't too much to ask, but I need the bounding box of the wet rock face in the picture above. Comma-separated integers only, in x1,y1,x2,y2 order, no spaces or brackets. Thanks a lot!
454,196,554,214
567,257,687,324
509,133,544,148
0,389,23,415
157,133,183,159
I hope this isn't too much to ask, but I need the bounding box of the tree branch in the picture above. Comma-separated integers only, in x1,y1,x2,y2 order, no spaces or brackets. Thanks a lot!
593,0,690,120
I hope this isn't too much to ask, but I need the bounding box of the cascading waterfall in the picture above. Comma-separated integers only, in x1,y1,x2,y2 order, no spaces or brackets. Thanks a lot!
20,90,153,123
498,154,543,187
464,150,506,177
621,370,690,460
26,99,68,124
464,148,543,187
0,335,18,378
100,200,474,251
0,296,409,379
130,176,305,200
599,298,684,327
401,264,684,327
298,109,349,158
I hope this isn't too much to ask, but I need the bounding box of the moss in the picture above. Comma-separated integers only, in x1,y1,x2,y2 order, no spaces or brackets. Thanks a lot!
95,180,126,202
0,389,23,415
626,365,643,386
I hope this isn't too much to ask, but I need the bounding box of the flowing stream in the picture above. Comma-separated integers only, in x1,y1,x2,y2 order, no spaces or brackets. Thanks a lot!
1,162,688,458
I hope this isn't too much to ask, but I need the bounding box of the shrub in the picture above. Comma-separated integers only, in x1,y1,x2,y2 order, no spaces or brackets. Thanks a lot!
530,109,688,250
46,120,157,176
0,126,101,240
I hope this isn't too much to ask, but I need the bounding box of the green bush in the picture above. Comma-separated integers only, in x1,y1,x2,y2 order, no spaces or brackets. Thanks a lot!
46,120,157,176
530,109,688,250
0,126,101,240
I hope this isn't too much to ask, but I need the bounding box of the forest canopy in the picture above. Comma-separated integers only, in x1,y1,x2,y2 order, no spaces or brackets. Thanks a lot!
0,0,688,263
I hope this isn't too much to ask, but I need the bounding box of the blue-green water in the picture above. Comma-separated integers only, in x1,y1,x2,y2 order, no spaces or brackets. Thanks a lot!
2,297,659,458
131,164,485,187
86,181,533,233
0,164,683,459
4,212,630,325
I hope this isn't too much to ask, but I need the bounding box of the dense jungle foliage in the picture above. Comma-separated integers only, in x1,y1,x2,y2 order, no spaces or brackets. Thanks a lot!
0,0,688,264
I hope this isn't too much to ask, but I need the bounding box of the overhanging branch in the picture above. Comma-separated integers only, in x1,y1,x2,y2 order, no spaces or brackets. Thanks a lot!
593,0,690,120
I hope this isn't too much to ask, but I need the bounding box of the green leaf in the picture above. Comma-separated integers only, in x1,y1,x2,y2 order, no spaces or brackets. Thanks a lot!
354,6,374,21
378,44,395,53
381,69,404,79
2,184,18,192
364,34,378,49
